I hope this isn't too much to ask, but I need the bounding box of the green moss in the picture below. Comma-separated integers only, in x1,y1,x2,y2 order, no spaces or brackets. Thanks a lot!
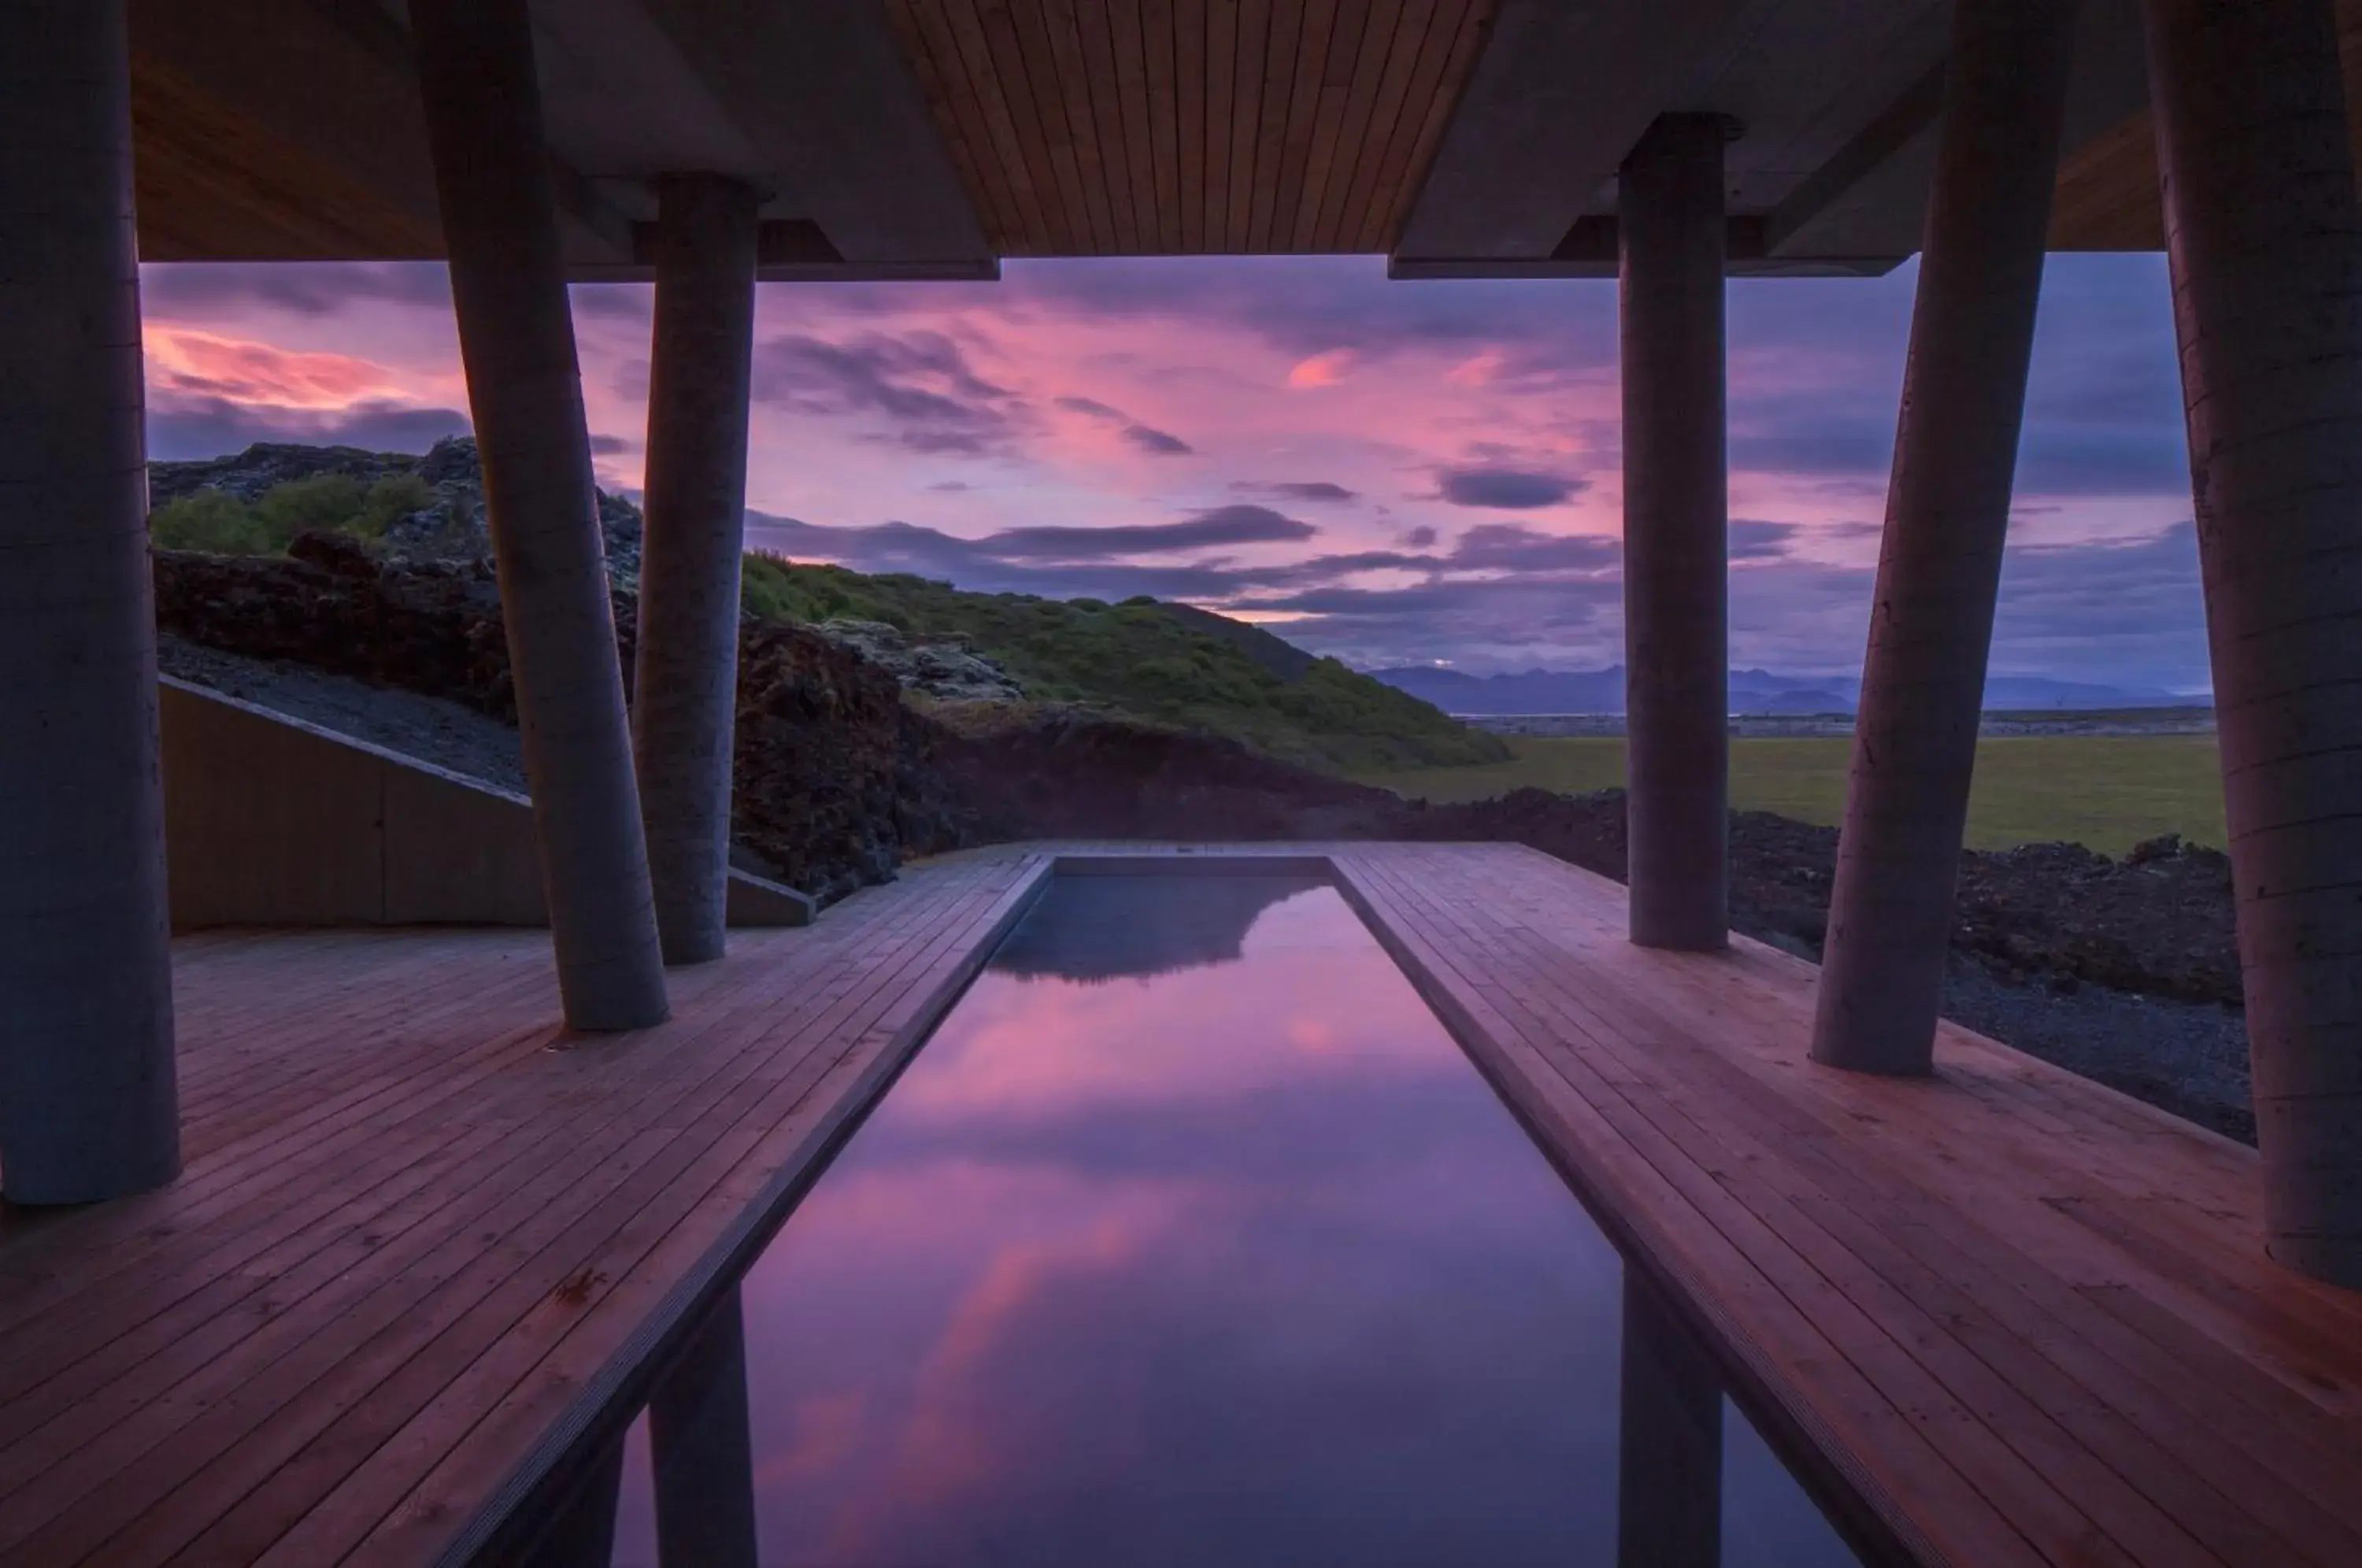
735,552,1507,773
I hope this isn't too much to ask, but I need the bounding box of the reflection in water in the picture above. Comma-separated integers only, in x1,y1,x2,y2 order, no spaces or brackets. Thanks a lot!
989,871,1321,982
613,876,1860,1567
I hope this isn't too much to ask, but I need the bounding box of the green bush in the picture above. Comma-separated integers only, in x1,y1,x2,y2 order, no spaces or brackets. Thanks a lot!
352,474,434,538
150,472,435,557
252,473,368,545
149,490,272,554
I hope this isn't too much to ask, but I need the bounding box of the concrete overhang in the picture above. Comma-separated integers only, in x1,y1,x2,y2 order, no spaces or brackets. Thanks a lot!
128,0,2351,281
1390,0,2160,280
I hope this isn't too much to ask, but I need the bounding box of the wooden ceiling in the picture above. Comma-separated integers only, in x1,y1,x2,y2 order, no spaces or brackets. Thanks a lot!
880,1,1497,256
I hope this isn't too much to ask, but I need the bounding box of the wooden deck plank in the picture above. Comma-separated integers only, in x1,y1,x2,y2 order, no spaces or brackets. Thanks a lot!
234,874,1039,1567
2,863,1031,1564
1332,841,2362,1568
6,841,2360,1566
1379,862,2297,1566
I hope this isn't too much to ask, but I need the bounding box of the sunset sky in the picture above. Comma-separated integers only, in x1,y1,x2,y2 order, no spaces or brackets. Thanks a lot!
138,253,2208,690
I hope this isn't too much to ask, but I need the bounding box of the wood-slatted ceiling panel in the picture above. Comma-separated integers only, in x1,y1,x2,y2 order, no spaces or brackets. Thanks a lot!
883,0,1497,256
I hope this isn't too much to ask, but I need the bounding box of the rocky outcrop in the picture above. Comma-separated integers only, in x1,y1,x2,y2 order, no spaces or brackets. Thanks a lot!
919,703,1404,841
154,531,517,715
154,532,928,904
812,619,1024,703
151,436,646,579
726,619,964,904
151,441,423,504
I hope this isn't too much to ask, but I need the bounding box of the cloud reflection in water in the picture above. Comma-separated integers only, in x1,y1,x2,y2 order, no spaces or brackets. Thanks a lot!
613,876,1854,1567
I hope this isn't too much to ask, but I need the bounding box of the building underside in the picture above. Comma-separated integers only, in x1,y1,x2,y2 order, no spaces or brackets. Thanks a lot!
9,2,2362,1560
124,0,2362,277
8,0,2362,1344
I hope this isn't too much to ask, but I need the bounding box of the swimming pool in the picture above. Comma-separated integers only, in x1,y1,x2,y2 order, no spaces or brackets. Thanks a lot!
607,870,1862,1566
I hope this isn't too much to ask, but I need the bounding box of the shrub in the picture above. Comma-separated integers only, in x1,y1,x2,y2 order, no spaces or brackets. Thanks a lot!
253,473,370,546
151,472,436,557
352,474,435,538
150,490,272,554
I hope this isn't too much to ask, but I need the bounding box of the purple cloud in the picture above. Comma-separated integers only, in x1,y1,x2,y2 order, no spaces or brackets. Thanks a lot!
1436,468,1586,510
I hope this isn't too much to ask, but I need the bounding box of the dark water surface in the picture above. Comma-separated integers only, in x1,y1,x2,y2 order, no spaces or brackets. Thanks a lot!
611,874,1860,1567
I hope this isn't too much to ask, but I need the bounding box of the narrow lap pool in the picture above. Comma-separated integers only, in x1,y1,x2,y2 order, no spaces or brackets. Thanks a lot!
609,871,1862,1566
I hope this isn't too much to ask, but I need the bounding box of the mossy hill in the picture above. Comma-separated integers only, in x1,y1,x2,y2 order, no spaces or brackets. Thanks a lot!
740,557,1506,772
148,443,1505,775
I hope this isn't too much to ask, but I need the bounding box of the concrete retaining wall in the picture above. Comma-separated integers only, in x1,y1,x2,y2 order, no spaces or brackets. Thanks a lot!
160,678,812,930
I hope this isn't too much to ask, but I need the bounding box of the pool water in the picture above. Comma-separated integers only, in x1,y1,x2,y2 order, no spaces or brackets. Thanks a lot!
609,873,1861,1567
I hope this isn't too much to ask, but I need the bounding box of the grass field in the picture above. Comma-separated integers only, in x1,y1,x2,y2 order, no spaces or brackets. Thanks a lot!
1356,734,2230,856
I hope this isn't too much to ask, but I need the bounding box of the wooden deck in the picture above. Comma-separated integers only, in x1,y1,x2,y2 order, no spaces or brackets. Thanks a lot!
2,841,2357,1566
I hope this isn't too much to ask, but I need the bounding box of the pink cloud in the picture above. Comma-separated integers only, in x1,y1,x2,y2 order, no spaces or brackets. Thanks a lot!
146,326,410,409
1286,348,1354,387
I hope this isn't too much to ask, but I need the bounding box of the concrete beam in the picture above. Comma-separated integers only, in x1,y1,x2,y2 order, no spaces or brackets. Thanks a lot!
0,0,183,1204
1768,0,2152,263
411,0,669,1031
1763,64,1947,255
1392,216,1901,279
629,0,991,268
1397,0,1761,265
1620,114,1731,952
2145,0,2362,1288
649,1288,760,1567
635,173,761,966
1811,0,2079,1078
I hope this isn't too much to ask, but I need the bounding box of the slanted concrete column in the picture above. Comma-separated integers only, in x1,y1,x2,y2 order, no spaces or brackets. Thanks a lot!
1811,0,2079,1078
1616,1270,1722,1568
634,175,761,966
411,0,668,1030
0,0,182,1204
1619,114,1731,951
2146,0,2362,1287
649,1288,760,1567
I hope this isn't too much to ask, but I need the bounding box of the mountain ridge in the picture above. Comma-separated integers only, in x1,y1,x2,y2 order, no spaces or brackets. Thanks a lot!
1370,663,2198,716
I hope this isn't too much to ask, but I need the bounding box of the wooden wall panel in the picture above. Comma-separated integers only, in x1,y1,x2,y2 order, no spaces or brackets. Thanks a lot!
883,0,1498,254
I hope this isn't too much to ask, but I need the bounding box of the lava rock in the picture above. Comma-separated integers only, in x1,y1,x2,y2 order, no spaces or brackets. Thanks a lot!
811,619,1025,703
152,436,646,580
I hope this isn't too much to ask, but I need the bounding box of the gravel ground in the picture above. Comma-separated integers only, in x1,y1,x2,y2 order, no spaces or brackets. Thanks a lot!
1940,957,2253,1144
161,635,528,793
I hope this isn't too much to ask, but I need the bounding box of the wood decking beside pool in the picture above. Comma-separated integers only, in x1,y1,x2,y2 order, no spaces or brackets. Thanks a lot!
1,842,2356,1566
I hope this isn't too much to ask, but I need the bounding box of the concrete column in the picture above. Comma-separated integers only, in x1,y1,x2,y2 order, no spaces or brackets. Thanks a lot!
649,1288,760,1567
1810,0,2079,1078
0,0,181,1204
634,175,761,967
1620,115,1731,952
2145,0,2362,1288
1616,1270,1722,1568
410,0,668,1030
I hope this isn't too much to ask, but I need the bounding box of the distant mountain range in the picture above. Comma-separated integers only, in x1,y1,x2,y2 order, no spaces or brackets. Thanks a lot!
1368,664,2198,716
